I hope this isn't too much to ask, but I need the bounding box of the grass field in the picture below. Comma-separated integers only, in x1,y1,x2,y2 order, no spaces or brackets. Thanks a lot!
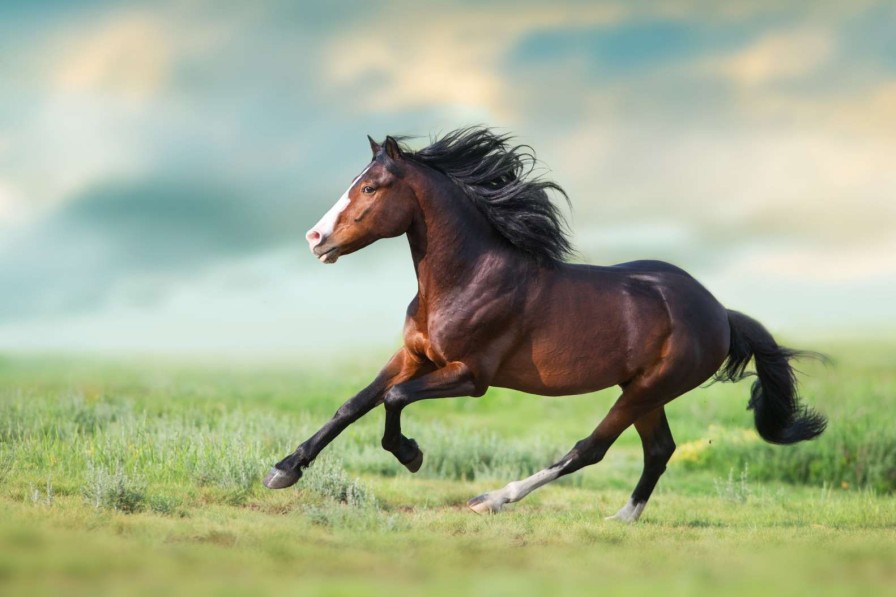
1,342,894,596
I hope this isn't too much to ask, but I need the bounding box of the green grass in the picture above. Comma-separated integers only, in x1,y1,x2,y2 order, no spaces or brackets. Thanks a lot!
0,343,894,596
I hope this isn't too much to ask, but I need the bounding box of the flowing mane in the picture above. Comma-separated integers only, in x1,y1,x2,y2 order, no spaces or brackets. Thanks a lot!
399,127,573,265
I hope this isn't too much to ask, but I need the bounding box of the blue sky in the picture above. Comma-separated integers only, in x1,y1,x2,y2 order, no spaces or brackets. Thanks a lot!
1,1,894,355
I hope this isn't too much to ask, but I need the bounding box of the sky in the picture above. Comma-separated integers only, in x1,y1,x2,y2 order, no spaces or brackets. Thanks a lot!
1,0,894,357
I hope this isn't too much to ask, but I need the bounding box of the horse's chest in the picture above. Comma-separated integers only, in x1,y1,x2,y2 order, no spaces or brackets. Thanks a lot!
405,284,514,366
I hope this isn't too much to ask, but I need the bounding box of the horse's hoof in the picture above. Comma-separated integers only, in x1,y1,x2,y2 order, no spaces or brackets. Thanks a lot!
399,438,424,473
262,466,301,489
467,493,503,515
403,449,424,473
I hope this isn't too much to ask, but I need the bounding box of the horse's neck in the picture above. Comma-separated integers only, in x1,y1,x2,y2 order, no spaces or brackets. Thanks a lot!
405,169,505,299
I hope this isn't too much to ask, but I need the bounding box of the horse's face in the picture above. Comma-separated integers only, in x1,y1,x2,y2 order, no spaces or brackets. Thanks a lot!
305,136,417,264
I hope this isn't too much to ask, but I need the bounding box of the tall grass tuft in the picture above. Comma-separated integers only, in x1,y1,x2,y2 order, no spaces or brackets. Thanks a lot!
714,466,752,503
83,464,146,513
29,477,55,507
303,455,377,509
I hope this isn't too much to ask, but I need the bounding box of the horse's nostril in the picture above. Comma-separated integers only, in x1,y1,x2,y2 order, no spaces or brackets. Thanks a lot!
306,229,321,245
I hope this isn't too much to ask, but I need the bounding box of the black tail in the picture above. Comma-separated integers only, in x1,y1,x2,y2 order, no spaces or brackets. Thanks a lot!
716,310,827,444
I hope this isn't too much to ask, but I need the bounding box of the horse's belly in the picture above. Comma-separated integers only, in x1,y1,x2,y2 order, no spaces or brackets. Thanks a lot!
491,346,626,396
489,279,670,396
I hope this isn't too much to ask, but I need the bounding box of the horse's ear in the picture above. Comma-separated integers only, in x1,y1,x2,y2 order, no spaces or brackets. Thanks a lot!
367,135,381,157
383,136,403,161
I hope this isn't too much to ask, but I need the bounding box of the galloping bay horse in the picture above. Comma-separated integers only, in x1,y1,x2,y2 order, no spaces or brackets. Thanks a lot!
264,127,826,521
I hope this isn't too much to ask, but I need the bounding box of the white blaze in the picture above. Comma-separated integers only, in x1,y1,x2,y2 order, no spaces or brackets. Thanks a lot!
307,163,372,250
312,194,350,240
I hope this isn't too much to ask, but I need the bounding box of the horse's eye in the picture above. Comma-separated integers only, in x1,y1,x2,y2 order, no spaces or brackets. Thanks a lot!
362,185,376,194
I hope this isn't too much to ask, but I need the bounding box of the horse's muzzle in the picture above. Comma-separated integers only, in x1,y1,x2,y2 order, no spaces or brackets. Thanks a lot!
313,245,340,264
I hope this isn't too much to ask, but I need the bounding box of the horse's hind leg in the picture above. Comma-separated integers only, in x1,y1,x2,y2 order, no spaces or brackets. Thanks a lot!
606,407,676,522
467,390,651,515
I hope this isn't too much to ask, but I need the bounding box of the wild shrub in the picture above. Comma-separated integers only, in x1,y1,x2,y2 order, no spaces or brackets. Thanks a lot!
303,455,377,509
82,464,146,513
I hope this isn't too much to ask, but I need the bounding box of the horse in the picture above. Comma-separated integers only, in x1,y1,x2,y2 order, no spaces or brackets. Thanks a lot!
263,127,827,521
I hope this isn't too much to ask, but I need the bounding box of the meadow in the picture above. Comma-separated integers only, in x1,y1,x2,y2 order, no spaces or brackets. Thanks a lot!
0,341,894,596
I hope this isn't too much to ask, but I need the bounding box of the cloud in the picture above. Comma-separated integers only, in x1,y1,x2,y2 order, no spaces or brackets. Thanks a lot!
0,174,313,322
53,12,172,101
1,11,179,220
738,80,896,137
2,4,326,225
704,28,835,88
323,4,627,118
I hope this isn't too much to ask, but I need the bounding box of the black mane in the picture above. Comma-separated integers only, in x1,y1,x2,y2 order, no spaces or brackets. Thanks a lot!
400,127,573,265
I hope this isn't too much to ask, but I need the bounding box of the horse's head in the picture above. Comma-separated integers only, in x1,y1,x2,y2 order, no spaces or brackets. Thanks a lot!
305,136,416,264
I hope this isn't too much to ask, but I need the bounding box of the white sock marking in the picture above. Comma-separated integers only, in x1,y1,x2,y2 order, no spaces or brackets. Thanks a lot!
474,463,567,512
607,498,646,522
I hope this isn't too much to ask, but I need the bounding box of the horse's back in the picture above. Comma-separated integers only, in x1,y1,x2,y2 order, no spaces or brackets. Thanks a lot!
608,259,696,282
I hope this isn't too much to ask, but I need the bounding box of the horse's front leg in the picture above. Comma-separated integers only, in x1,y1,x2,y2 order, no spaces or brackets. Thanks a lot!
263,349,424,489
381,361,482,471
